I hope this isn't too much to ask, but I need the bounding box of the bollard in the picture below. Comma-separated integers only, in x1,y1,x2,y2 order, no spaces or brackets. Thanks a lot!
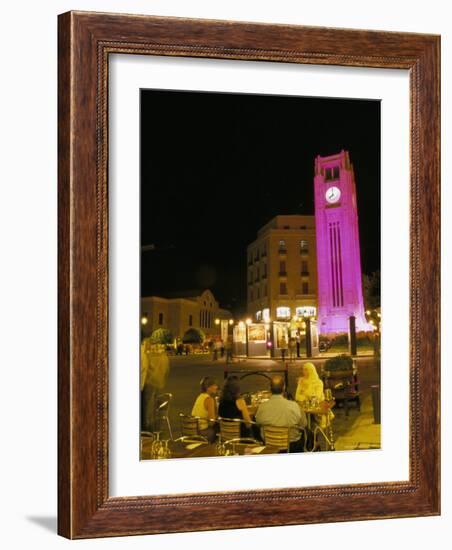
370,384,381,424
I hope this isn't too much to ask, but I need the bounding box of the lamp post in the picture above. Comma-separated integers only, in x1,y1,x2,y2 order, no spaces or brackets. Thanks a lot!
349,315,357,356
304,315,312,358
245,318,252,357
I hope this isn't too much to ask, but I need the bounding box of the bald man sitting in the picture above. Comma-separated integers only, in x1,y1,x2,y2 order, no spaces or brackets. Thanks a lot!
255,375,307,452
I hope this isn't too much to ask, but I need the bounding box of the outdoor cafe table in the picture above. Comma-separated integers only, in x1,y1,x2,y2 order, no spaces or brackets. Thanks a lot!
297,400,336,451
141,438,279,460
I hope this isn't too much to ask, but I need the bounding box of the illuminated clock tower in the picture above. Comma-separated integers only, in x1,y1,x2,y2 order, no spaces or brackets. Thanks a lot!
314,150,373,334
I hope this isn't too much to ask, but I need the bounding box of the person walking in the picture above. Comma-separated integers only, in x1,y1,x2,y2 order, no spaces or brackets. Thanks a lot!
289,337,297,362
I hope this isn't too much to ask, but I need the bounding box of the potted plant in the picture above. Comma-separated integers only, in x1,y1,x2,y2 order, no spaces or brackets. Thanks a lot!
322,354,356,378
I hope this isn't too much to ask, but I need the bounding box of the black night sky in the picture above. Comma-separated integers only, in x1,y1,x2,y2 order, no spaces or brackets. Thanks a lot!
141,90,380,315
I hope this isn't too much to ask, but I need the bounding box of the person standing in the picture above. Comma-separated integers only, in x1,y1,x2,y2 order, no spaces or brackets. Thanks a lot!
225,338,233,363
289,337,297,361
141,338,170,432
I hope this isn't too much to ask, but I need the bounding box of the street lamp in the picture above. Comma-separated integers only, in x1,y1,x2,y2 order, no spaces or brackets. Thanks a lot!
141,316,148,325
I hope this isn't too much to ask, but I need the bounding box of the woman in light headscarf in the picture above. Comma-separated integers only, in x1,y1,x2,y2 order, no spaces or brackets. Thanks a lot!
295,362,334,429
295,362,324,403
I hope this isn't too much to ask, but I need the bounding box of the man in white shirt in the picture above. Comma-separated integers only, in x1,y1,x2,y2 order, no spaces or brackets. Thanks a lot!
256,375,307,452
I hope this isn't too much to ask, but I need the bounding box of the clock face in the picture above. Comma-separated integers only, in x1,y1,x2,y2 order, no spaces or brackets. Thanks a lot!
325,186,341,204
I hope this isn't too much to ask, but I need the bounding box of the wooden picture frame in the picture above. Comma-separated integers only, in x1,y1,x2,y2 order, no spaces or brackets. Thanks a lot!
58,11,440,538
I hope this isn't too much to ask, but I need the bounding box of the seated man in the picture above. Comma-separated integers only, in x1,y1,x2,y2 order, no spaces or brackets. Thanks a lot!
255,375,307,452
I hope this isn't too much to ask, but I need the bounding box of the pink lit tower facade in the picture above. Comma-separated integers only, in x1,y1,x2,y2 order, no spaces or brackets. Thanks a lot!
314,150,373,334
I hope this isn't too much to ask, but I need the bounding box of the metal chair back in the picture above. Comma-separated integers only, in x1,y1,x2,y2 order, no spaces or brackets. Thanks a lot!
262,425,290,452
218,417,242,442
179,413,202,437
155,393,173,439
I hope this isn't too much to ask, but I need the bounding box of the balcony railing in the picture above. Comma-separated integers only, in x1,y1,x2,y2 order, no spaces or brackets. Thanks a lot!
278,271,287,277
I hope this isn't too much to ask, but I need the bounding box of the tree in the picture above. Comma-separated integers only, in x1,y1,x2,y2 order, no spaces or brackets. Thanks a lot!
362,270,381,310
150,328,174,345
182,328,205,344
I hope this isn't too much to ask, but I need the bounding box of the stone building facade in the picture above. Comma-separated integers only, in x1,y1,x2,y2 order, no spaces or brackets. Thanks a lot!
246,215,318,323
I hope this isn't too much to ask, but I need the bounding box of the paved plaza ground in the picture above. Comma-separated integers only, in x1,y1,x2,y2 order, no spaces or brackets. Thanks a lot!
157,354,381,452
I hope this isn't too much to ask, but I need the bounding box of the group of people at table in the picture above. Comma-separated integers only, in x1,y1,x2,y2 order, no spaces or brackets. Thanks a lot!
191,363,331,453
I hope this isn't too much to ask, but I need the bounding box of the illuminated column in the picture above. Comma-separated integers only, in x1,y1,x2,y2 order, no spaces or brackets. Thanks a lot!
313,150,373,334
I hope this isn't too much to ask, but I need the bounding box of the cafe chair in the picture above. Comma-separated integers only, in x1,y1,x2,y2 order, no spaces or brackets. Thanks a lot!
262,425,291,453
140,431,155,456
218,417,253,443
323,371,361,416
179,413,203,437
155,393,174,439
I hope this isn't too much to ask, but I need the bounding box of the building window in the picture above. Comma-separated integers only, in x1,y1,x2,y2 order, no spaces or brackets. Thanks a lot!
158,312,164,325
300,240,308,252
302,282,309,295
278,239,286,252
262,263,267,278
301,260,309,275
325,166,340,181
280,282,287,295
249,289,254,302
261,244,267,257
189,314,193,326
279,260,286,275
276,306,291,319
255,267,260,282
257,287,260,299
263,284,267,297
256,310,262,321
262,308,270,322
283,225,290,229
